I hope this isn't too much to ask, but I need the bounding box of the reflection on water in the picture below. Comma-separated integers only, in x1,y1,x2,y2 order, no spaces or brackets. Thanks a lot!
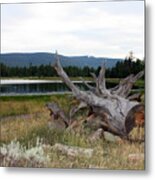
0,82,90,94
0,81,142,95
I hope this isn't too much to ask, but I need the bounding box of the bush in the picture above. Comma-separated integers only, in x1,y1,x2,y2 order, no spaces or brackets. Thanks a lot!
0,138,50,167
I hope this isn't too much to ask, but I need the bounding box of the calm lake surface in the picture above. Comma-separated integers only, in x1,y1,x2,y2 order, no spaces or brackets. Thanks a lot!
0,79,142,96
0,79,91,95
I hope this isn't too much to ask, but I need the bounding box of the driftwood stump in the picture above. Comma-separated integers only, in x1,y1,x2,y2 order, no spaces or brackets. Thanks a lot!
46,52,145,138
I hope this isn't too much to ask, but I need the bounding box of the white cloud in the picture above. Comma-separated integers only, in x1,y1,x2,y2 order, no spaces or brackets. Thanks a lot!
1,1,144,59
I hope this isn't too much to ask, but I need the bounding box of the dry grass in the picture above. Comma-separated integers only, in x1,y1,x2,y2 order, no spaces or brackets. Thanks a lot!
0,101,43,117
0,94,73,117
46,138,144,170
0,112,48,143
0,95,145,170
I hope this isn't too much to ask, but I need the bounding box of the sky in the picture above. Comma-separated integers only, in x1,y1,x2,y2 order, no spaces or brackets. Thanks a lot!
1,0,144,59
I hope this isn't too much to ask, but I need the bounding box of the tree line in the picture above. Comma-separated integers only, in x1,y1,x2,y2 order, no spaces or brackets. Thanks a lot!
0,58,144,78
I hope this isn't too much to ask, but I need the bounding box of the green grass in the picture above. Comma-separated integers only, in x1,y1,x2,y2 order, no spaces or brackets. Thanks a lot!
0,94,67,102
1,76,93,81
0,94,73,117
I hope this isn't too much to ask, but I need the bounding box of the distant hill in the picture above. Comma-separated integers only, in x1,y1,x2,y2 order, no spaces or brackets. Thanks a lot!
0,52,123,68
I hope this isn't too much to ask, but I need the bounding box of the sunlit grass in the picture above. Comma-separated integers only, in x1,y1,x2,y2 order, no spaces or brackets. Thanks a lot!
0,94,72,117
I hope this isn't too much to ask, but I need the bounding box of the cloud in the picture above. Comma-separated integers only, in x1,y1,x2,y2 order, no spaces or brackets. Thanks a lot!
1,1,144,59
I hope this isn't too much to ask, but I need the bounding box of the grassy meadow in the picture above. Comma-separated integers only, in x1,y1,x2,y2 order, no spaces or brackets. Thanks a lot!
0,94,144,169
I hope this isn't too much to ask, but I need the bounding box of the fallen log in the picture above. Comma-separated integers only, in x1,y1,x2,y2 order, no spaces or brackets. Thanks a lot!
52,52,144,137
45,102,69,129
52,143,94,158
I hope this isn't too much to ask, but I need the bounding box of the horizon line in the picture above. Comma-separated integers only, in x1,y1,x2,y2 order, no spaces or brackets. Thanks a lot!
0,51,145,60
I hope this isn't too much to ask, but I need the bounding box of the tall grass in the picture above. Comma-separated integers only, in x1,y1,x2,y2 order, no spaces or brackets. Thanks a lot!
0,94,72,117
0,94,144,169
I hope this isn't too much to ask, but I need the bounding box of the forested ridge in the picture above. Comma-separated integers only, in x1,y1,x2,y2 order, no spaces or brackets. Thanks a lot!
0,58,144,78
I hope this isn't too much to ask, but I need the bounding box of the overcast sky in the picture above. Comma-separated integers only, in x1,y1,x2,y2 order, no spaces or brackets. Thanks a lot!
1,1,144,59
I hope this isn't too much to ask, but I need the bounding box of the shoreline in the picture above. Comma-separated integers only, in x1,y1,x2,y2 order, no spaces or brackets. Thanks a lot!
0,79,92,85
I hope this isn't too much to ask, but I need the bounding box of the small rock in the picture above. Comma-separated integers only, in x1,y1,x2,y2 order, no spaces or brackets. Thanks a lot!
52,143,94,158
88,128,104,142
104,131,116,142
103,131,124,143
128,153,144,162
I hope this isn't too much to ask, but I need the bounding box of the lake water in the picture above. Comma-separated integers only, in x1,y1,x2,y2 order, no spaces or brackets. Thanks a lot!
0,79,142,96
0,79,92,95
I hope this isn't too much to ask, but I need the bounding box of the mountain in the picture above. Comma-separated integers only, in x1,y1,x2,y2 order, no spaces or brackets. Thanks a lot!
0,52,123,68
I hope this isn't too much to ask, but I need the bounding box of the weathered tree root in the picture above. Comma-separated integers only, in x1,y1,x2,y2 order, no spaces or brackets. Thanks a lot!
46,52,145,139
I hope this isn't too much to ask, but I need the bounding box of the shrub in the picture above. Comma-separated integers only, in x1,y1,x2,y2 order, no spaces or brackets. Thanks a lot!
0,138,50,168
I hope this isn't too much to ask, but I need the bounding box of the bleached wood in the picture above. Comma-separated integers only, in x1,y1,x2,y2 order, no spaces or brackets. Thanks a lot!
52,53,144,136
46,102,69,127
52,143,94,158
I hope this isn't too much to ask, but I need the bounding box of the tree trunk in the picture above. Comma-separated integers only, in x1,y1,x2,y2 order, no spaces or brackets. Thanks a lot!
52,52,144,137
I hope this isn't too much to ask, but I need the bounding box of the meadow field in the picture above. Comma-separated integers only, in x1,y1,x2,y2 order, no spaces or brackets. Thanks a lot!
0,94,144,169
